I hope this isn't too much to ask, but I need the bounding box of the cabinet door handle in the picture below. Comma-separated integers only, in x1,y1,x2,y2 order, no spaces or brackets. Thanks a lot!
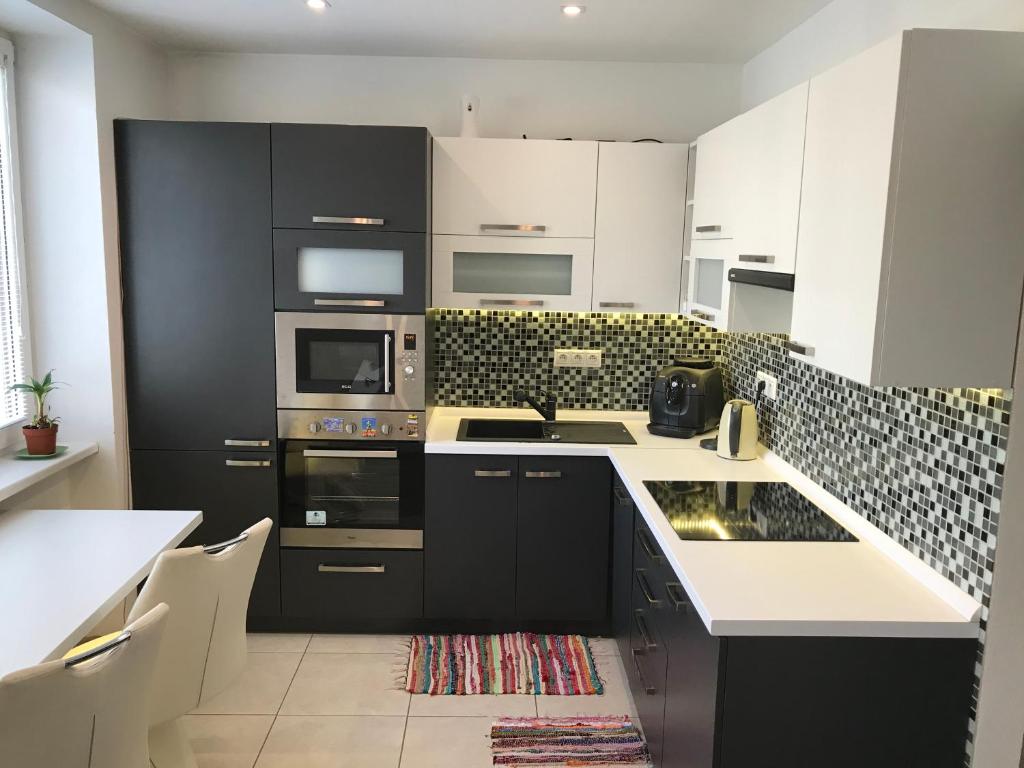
695,225,722,234
474,469,512,478
303,449,398,459
524,470,562,479
480,223,547,234
666,582,690,613
630,649,656,695
312,216,385,226
318,564,386,574
633,610,657,651
479,299,545,307
785,340,815,357
690,309,716,323
598,302,636,309
636,529,665,564
224,439,271,447
224,459,272,468
738,254,775,264
635,569,664,608
314,298,387,307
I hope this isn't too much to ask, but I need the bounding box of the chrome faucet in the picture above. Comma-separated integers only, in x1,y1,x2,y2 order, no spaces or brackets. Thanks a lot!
514,388,557,421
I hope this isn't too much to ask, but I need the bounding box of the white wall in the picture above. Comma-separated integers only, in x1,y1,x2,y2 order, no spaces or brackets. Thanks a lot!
169,52,741,143
741,0,1024,108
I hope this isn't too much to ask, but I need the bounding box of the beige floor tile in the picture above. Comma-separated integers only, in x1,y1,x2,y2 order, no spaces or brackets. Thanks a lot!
255,716,405,768
408,690,536,717
307,633,409,654
279,653,410,716
535,654,637,718
586,636,620,656
400,717,494,768
184,714,274,768
192,652,303,715
247,633,311,653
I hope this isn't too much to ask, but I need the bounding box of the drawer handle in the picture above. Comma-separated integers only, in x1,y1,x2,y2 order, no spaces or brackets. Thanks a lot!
630,649,656,695
666,582,690,613
312,216,385,226
738,254,775,264
480,223,547,234
636,529,665,564
225,459,272,468
474,469,512,478
695,225,722,234
479,299,545,307
314,299,387,307
785,340,815,357
304,449,398,459
524,470,562,479
224,439,271,447
598,302,636,309
318,564,386,574
635,569,664,608
633,610,657,651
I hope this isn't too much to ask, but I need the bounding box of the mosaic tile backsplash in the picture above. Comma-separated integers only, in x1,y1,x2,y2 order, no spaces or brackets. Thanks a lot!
430,308,1011,764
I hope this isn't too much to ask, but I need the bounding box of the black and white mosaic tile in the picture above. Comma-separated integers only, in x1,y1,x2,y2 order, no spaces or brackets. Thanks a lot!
430,308,1011,765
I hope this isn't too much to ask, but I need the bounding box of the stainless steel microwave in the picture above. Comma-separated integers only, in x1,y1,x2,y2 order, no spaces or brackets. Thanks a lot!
275,312,425,411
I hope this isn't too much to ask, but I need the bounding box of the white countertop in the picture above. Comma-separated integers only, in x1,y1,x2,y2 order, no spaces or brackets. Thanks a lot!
426,407,981,639
0,508,202,678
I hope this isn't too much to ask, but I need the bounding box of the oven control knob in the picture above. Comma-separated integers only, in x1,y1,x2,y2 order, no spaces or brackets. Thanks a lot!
403,365,415,376
380,423,393,436
344,423,356,435
308,422,321,434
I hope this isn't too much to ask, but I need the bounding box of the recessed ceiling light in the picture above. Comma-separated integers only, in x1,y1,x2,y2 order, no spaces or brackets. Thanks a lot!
306,0,330,10
561,4,585,17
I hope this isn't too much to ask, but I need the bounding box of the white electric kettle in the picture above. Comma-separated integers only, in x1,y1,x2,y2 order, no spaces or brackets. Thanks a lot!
717,399,758,461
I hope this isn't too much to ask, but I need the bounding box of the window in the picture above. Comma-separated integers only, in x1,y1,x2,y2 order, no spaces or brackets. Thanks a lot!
0,38,28,429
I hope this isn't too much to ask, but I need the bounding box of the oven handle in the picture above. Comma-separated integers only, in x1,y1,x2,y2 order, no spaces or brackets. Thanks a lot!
384,332,392,394
303,449,399,459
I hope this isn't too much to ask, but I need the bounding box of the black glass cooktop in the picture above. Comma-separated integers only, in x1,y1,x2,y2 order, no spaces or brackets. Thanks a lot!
642,480,858,542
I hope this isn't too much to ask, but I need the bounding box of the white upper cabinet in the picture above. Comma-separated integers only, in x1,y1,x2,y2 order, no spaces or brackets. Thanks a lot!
689,119,742,241
789,29,1024,387
592,142,688,313
432,137,598,238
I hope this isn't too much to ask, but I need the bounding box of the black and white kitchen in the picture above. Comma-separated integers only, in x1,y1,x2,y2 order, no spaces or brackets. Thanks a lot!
0,2,1023,767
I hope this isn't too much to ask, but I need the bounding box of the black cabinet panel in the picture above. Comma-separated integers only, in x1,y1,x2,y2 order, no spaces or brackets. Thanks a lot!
424,455,518,619
629,585,667,766
611,477,635,660
116,120,276,451
516,457,611,621
271,124,430,233
130,449,280,620
281,549,423,620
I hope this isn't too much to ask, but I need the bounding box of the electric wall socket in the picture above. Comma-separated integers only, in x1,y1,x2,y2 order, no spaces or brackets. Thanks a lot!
756,370,778,400
554,348,603,368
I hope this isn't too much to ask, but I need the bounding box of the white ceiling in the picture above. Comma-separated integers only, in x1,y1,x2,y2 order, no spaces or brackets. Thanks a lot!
85,0,833,63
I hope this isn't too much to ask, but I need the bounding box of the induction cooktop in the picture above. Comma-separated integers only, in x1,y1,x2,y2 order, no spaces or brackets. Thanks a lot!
641,480,858,542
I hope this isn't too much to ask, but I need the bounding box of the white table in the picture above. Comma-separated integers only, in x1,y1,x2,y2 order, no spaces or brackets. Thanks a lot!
0,508,201,677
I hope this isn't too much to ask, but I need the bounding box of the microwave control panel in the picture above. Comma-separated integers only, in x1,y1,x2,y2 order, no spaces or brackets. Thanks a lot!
278,409,426,442
400,332,418,382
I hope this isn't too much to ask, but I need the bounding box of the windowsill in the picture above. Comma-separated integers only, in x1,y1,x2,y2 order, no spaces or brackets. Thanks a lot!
0,441,98,503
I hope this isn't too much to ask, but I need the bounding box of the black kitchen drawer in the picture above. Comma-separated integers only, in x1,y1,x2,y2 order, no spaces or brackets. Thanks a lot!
281,548,423,620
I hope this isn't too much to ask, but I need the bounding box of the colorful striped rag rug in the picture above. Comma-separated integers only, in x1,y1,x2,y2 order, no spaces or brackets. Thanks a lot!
490,716,650,766
404,633,603,695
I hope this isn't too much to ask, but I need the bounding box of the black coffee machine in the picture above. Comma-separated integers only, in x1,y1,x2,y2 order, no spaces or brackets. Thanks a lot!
647,358,725,438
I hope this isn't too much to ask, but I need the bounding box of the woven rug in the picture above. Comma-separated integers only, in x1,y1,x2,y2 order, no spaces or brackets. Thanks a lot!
491,716,650,766
404,633,603,695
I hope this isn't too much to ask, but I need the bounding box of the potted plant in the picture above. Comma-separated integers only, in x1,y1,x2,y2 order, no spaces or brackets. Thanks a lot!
9,371,61,455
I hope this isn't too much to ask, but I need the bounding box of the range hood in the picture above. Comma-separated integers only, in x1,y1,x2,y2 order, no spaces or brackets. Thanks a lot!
728,267,795,292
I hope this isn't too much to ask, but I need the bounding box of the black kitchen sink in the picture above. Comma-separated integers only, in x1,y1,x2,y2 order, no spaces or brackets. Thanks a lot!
457,418,636,445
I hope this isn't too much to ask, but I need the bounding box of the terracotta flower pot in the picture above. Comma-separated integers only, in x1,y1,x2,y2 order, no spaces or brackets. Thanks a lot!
23,425,58,455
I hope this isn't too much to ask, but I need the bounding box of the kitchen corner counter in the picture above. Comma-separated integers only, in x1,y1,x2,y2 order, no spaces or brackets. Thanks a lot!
0,441,99,505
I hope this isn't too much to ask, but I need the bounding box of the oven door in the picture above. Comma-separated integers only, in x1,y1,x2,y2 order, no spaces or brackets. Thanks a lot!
274,229,427,314
280,440,424,549
275,312,425,410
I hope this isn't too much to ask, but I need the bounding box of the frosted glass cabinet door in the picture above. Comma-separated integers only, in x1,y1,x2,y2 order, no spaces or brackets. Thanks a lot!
432,235,594,311
274,229,427,313
686,239,733,328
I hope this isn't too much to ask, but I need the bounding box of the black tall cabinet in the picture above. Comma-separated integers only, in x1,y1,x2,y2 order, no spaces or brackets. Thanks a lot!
116,120,281,621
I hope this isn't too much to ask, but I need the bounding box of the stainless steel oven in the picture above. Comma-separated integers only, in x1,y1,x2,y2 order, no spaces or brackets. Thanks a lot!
275,312,425,411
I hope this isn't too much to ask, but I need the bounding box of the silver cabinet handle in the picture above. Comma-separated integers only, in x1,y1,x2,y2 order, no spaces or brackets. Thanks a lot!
314,298,387,307
225,459,272,467
695,225,722,233
224,439,271,447
633,610,657,651
474,469,512,477
318,564,386,574
635,569,664,608
480,224,547,234
383,331,392,395
691,309,716,322
598,302,636,309
480,299,545,307
666,582,690,613
524,470,562,479
739,254,775,264
630,649,656,695
785,340,815,357
312,216,384,226
636,529,665,564
303,449,398,459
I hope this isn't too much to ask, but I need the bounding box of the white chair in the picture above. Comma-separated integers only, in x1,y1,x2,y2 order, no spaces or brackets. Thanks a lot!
0,602,170,768
129,517,272,768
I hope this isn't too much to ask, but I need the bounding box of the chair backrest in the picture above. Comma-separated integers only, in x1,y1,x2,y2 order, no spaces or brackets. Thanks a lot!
128,517,271,726
0,602,169,768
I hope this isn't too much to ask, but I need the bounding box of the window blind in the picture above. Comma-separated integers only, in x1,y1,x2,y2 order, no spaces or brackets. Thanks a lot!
0,52,27,424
